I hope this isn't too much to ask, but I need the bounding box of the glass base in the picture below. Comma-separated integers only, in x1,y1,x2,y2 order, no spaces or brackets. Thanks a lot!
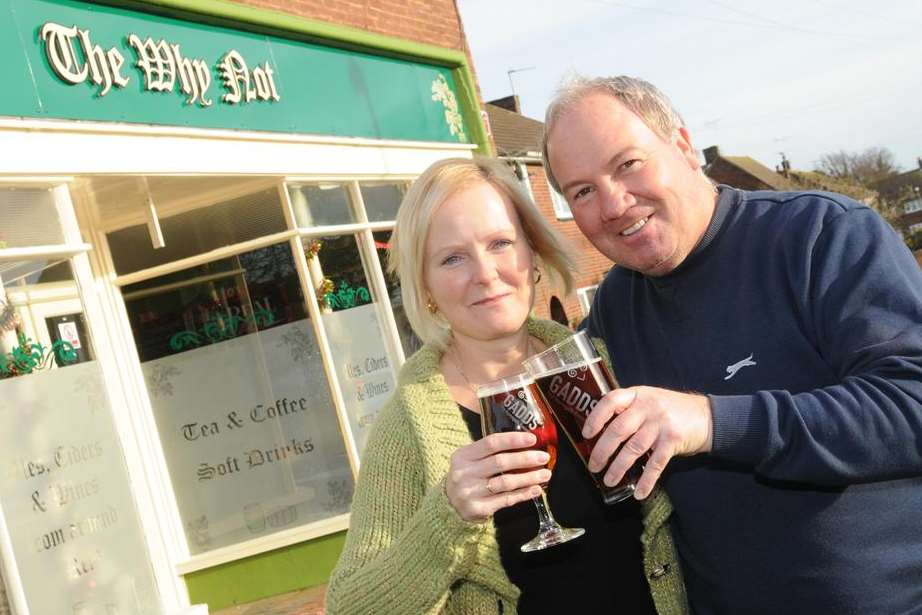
520,525,585,552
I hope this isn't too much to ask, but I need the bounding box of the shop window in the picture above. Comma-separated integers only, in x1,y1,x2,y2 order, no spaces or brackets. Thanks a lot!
0,253,159,612
313,234,399,452
373,230,421,356
107,187,287,275
123,243,353,554
0,187,65,247
361,182,406,222
288,183,358,227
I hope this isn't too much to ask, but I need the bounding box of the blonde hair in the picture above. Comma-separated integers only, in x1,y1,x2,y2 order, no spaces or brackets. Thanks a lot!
542,75,686,193
388,157,575,351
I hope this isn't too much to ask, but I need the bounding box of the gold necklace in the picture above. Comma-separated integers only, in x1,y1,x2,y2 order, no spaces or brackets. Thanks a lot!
450,345,479,395
450,338,535,395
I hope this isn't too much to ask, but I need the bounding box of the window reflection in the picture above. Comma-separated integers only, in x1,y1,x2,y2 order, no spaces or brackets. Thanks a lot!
123,245,306,362
314,235,374,312
107,187,286,276
361,182,406,223
288,184,357,227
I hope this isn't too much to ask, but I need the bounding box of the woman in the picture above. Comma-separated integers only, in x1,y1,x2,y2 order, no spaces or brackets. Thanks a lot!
325,158,686,614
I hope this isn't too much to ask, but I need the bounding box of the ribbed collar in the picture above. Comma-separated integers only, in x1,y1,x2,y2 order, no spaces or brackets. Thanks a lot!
648,184,738,286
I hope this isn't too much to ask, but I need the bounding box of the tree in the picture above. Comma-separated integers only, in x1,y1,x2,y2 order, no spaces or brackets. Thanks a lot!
815,147,901,187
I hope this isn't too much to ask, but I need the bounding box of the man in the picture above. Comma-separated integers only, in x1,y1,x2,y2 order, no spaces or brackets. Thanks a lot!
543,75,922,614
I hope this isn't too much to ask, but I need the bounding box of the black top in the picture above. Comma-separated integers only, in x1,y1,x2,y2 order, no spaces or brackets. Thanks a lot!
460,405,656,614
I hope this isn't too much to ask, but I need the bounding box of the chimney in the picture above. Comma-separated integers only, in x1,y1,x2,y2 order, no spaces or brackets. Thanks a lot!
703,145,721,165
488,95,521,114
779,153,791,177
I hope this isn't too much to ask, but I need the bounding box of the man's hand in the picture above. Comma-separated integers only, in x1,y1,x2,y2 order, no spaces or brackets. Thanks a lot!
583,386,714,499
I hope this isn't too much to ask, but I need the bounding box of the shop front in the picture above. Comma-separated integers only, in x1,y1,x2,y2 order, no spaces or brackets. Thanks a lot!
0,0,486,612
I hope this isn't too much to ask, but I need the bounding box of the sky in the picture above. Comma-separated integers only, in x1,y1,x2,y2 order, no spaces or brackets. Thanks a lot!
456,0,922,174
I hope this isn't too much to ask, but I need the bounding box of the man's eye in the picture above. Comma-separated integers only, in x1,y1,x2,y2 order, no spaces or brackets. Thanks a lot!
573,186,593,200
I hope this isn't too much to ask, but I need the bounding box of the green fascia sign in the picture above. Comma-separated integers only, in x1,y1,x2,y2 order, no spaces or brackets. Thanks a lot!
0,0,475,145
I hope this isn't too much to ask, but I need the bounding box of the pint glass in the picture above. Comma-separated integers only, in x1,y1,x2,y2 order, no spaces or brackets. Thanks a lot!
478,373,585,552
523,331,643,505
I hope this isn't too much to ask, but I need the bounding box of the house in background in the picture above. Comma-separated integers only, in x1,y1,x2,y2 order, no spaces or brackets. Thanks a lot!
485,96,613,325
875,160,922,238
703,146,876,204
703,146,796,191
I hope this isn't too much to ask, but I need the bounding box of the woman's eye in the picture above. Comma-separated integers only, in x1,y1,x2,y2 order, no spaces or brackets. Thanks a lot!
491,239,513,249
441,254,462,266
621,159,641,170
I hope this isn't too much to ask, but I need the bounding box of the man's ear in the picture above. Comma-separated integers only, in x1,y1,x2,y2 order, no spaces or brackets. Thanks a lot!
674,126,701,170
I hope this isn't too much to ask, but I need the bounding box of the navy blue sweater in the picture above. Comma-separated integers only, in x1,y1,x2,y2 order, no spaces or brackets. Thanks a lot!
587,187,922,614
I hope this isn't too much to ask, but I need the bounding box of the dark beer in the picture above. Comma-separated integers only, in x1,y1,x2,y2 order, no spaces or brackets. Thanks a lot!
478,373,587,551
534,357,643,504
480,380,558,484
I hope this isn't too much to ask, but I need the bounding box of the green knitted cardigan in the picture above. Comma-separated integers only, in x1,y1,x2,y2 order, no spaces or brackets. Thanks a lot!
326,319,688,615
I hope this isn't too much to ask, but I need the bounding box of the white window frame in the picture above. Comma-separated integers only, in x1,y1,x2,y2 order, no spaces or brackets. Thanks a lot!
548,181,573,220
576,285,598,317
513,161,533,200
904,199,921,214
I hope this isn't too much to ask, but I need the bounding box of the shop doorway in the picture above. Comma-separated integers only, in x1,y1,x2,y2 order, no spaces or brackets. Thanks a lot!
0,184,161,614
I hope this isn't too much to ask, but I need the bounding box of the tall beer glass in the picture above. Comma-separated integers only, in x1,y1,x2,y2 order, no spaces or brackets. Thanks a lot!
523,331,643,505
478,373,585,552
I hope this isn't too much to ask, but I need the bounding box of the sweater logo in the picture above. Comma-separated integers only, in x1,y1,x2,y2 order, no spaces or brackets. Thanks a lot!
724,353,756,380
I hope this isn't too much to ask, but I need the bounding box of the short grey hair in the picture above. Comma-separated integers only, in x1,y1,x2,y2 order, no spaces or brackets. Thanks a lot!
542,75,686,193
388,157,575,351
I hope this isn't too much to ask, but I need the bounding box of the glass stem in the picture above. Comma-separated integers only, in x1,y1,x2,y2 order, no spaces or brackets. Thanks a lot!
531,489,561,534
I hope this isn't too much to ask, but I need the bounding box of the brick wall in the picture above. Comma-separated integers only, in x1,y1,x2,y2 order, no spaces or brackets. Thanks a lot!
230,0,466,51
524,162,612,327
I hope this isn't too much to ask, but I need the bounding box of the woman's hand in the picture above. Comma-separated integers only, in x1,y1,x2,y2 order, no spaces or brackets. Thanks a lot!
445,432,551,522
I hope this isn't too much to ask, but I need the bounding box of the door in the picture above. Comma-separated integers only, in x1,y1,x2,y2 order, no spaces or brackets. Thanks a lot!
0,184,161,615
